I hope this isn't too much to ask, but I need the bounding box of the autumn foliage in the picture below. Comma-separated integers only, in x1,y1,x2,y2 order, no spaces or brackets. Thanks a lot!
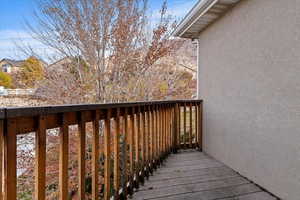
16,0,197,199
0,71,12,88
19,57,44,88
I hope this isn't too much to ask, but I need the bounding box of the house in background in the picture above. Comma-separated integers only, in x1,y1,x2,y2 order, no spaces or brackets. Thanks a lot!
0,57,48,74
174,0,300,199
0,59,25,73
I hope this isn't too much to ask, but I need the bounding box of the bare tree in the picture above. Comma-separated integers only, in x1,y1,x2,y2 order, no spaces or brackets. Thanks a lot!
15,1,197,199
22,0,186,103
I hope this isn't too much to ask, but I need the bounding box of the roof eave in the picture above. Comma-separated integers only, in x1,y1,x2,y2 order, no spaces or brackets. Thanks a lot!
172,0,216,39
173,0,241,39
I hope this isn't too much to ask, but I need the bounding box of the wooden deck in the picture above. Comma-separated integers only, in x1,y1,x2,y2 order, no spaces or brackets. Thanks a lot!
132,150,277,200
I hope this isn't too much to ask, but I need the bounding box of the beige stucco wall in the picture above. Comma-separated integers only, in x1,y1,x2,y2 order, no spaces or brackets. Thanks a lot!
197,0,300,199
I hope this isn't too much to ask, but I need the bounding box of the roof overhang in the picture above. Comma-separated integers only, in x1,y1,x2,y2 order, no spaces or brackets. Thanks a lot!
173,0,241,39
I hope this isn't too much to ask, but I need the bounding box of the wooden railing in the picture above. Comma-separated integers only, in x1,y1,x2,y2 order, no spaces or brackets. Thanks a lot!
0,100,203,200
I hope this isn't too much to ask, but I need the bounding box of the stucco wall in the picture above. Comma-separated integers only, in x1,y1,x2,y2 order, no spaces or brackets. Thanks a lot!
197,0,300,199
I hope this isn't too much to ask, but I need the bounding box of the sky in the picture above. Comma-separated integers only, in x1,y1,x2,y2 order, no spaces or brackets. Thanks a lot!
0,0,197,60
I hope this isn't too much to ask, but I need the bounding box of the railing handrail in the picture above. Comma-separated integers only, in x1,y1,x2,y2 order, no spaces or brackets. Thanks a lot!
0,99,202,119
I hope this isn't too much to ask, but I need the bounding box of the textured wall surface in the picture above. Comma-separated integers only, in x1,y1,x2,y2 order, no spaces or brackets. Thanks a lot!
197,0,300,199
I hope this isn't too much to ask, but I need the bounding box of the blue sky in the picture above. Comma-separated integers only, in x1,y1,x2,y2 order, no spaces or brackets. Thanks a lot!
0,0,197,60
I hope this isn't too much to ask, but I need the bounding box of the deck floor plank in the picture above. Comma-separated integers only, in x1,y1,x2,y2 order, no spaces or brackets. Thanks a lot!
131,150,276,200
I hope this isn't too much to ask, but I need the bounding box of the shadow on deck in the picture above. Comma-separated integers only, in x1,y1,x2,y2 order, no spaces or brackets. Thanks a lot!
132,150,277,200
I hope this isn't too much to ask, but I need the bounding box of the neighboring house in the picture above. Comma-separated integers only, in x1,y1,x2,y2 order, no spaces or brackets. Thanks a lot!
47,57,72,72
0,59,25,73
174,0,300,200
0,57,47,74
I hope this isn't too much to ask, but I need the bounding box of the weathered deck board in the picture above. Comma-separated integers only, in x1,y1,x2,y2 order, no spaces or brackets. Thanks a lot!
132,150,276,200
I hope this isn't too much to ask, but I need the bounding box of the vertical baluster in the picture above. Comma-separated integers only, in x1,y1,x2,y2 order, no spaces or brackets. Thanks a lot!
129,107,135,194
178,105,181,148
141,107,145,167
165,107,168,153
92,110,100,200
169,106,171,152
147,106,150,166
160,106,163,156
123,108,129,196
104,109,112,200
189,103,193,148
59,114,69,200
157,106,161,158
170,106,172,152
141,107,146,179
166,106,169,153
157,106,159,158
0,120,3,200
114,108,120,198
162,106,164,154
165,106,168,154
183,103,187,148
195,104,198,148
172,106,175,152
174,104,179,152
199,102,203,151
154,106,157,162
161,106,166,154
136,107,140,165
170,106,172,151
78,112,86,200
4,119,17,200
159,106,163,157
135,107,141,186
129,108,134,184
35,116,46,200
150,106,154,165
155,106,158,161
